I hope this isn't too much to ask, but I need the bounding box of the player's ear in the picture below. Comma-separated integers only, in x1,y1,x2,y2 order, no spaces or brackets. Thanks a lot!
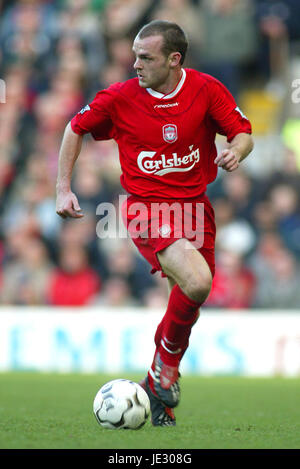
169,52,182,68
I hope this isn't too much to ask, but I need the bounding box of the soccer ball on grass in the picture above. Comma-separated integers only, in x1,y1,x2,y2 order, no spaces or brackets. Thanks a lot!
93,379,150,430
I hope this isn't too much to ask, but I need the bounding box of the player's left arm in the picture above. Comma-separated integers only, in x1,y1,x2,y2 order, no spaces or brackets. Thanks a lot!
214,132,254,172
207,77,254,172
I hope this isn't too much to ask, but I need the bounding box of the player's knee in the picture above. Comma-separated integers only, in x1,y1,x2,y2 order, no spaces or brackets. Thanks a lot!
184,273,212,304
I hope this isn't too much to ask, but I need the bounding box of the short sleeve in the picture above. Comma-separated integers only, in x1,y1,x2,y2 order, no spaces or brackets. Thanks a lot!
207,78,252,142
70,83,121,141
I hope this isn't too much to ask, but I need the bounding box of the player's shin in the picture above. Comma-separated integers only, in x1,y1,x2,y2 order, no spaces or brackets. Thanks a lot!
147,285,202,404
158,285,202,367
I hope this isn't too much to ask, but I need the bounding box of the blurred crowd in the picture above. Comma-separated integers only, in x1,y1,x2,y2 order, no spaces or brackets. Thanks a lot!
0,0,300,310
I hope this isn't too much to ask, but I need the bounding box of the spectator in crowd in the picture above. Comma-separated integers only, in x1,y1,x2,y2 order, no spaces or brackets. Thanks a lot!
251,199,278,235
0,63,37,217
95,275,137,307
72,165,113,214
2,162,60,246
103,241,156,304
255,0,300,83
205,248,256,309
212,196,236,231
213,192,257,259
265,146,300,191
57,212,108,280
1,235,54,305
149,0,203,67
48,243,101,306
0,147,15,212
250,235,300,308
248,230,284,278
143,276,169,309
0,0,58,72
196,0,258,97
101,0,156,41
56,0,107,84
217,169,260,223
268,183,300,258
96,61,129,94
106,38,136,79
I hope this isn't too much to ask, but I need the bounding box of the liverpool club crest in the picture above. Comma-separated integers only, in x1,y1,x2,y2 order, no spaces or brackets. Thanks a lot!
163,124,178,143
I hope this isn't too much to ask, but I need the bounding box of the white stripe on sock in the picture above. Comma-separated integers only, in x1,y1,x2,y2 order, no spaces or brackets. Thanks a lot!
149,368,158,381
161,338,182,355
163,336,178,346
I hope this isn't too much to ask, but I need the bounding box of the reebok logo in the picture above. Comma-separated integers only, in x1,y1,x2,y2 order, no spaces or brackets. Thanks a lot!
154,102,179,109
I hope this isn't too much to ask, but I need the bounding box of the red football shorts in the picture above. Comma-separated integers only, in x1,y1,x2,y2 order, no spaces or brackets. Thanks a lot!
121,193,216,278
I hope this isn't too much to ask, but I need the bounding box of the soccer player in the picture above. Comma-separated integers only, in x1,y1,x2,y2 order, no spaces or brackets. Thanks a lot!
56,20,254,426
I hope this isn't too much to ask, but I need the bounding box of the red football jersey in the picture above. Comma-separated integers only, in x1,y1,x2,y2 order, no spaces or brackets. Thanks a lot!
71,68,251,199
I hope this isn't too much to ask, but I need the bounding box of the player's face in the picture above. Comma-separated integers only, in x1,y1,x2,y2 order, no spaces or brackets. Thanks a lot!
132,35,173,92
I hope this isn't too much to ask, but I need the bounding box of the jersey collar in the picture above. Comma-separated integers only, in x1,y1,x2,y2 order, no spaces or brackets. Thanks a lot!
146,68,186,100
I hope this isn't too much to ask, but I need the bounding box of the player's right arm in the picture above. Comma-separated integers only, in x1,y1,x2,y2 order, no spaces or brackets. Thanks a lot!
56,84,119,219
56,122,84,219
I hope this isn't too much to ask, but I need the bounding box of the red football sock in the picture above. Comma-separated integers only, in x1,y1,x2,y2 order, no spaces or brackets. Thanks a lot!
153,285,202,368
147,285,201,393
153,314,193,364
159,285,201,366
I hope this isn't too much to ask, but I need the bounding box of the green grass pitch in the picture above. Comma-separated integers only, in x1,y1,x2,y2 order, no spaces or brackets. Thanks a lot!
0,372,300,449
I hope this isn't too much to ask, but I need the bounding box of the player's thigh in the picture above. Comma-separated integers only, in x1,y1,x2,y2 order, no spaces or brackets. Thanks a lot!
157,238,212,302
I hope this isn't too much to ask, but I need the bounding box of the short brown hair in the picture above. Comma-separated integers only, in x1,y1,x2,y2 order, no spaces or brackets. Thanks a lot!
137,20,188,65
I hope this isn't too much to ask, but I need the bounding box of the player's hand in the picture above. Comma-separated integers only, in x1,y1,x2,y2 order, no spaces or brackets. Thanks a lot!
56,190,84,219
214,149,240,172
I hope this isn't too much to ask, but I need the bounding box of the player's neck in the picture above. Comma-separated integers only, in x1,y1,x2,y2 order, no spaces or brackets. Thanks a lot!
153,68,183,96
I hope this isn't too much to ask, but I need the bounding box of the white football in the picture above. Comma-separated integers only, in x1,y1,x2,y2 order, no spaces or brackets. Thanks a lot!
93,379,150,430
